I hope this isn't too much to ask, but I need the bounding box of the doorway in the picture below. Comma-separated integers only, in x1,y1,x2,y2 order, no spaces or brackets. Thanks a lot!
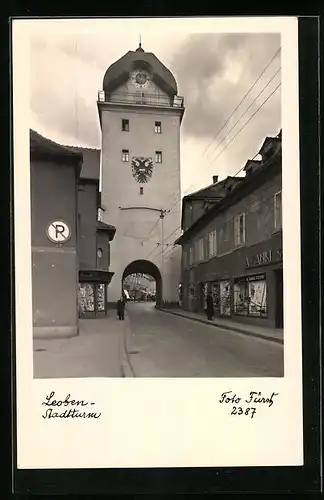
274,269,284,328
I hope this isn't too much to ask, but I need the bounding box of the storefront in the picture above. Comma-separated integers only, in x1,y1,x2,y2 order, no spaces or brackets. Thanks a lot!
233,273,267,317
183,231,283,328
209,280,231,317
78,270,114,318
178,133,284,328
238,236,283,328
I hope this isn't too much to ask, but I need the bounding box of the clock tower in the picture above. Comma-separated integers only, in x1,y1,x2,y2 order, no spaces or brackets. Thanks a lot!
97,43,185,306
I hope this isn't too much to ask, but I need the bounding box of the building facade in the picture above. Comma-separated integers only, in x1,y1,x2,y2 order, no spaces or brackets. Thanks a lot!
30,130,81,338
72,146,116,318
30,131,117,338
97,43,185,306
177,131,283,329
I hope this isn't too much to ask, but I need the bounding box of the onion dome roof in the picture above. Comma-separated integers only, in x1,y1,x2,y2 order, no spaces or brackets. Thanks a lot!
103,44,178,96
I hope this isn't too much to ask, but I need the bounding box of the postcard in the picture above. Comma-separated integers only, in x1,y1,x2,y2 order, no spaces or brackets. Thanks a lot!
12,16,303,470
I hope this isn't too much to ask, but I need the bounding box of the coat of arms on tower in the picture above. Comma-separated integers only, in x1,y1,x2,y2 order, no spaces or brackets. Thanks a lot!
131,157,154,183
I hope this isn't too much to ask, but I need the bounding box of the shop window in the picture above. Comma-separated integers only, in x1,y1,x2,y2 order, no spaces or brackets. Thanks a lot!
78,283,95,314
234,213,245,247
122,118,129,131
97,284,105,311
211,282,220,314
155,121,162,133
155,150,162,163
122,149,129,162
234,274,267,317
219,280,231,316
78,283,107,316
274,191,282,230
208,229,217,257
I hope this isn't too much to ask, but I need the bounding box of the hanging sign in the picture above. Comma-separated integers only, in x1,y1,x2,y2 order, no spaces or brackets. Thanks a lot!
46,220,71,244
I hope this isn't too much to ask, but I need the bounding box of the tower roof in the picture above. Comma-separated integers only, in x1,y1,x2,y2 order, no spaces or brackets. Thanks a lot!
102,45,178,96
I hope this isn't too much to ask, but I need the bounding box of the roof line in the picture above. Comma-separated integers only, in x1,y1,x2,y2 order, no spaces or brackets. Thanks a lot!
30,129,83,159
183,176,244,199
63,144,100,152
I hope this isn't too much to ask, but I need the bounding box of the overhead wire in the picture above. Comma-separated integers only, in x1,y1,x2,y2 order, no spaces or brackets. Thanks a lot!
143,48,282,263
163,62,281,221
206,82,281,170
153,76,282,258
206,67,281,163
200,47,281,159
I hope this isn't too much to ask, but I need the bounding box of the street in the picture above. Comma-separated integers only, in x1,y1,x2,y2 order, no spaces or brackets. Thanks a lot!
124,302,284,377
33,302,284,379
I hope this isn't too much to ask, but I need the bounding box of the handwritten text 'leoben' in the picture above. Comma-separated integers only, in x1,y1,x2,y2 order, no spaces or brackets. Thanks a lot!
41,391,101,419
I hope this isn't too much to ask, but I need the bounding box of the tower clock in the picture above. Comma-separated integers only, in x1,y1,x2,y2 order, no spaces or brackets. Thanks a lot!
131,69,150,89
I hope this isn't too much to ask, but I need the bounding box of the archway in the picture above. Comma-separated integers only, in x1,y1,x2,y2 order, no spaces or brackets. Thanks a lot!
122,259,162,307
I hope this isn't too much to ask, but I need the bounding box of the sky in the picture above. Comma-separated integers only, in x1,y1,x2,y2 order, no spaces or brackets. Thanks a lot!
29,21,281,196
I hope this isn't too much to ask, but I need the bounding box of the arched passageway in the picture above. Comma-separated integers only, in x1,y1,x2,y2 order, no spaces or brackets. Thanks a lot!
122,259,162,307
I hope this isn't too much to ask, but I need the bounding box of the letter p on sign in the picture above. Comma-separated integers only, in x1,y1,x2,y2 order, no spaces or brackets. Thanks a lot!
47,220,71,244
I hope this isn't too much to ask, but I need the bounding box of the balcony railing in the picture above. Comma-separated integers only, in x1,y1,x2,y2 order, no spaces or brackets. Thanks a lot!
98,91,184,108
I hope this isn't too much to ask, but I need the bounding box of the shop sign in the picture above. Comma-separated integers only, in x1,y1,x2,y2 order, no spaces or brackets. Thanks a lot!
246,273,266,282
245,248,282,269
235,273,265,283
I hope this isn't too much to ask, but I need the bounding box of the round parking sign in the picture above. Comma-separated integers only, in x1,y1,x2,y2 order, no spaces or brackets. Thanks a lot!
46,220,71,244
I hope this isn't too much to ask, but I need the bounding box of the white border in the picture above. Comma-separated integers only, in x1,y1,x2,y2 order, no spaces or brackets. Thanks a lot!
13,17,303,469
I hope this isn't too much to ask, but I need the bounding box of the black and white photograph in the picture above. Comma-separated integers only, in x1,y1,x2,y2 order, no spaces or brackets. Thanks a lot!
13,16,304,471
29,26,283,379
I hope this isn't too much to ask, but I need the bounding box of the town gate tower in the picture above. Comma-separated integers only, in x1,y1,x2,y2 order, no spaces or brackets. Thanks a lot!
97,43,185,305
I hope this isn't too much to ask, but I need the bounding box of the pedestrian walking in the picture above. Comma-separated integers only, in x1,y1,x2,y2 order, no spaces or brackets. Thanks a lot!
117,296,126,320
205,292,214,321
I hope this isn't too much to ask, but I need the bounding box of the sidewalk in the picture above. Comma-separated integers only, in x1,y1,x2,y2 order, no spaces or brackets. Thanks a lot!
33,315,130,378
156,307,283,344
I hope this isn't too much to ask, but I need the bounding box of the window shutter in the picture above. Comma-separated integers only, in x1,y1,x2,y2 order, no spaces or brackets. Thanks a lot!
213,230,217,255
208,232,212,256
242,213,245,244
234,217,237,246
204,235,208,260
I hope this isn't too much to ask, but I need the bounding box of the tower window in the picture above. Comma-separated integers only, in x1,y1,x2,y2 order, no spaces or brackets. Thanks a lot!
155,121,162,133
122,149,129,162
155,151,162,163
140,187,144,195
122,119,129,132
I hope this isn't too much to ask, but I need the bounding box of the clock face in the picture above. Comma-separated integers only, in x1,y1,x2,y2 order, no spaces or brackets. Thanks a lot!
131,70,150,89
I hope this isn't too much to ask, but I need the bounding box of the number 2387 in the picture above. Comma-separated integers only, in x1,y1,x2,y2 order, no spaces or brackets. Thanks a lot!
231,406,256,418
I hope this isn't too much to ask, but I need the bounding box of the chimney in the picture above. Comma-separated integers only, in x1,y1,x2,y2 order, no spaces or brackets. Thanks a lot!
213,175,218,184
